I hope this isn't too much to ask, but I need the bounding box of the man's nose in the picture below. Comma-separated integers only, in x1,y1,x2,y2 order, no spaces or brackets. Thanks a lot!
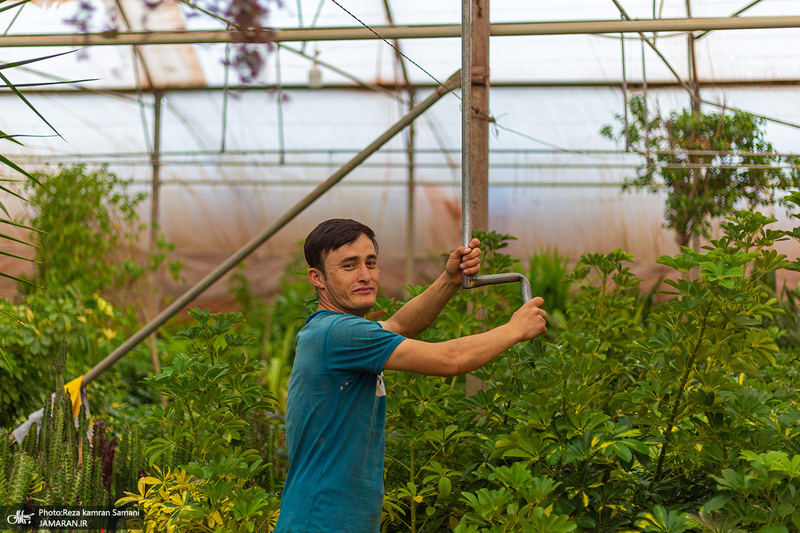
357,263,371,280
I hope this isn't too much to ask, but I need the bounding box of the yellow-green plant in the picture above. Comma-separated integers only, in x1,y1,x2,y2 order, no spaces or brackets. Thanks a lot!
119,463,280,533
124,309,280,532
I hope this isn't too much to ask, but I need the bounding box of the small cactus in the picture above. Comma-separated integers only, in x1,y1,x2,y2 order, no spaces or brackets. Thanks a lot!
6,453,33,505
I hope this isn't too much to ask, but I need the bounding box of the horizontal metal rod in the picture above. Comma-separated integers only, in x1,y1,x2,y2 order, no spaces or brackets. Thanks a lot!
4,78,800,95
464,273,533,304
6,148,800,158
81,69,461,386
9,159,800,171
1,16,799,47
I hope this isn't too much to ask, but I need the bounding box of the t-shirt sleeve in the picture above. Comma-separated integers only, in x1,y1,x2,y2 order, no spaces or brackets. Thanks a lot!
325,315,405,378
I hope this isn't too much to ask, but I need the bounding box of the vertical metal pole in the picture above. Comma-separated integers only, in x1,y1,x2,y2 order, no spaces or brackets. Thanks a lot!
147,91,163,378
460,0,472,254
621,30,630,151
277,47,286,165
686,0,701,113
470,0,490,234
404,100,417,286
221,40,230,152
381,0,418,288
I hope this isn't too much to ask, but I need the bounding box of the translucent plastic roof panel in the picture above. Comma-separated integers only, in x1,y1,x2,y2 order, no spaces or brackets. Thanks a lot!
1,0,800,89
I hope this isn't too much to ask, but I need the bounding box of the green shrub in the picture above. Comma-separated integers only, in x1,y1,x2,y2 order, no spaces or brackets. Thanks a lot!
121,309,281,532
377,200,800,531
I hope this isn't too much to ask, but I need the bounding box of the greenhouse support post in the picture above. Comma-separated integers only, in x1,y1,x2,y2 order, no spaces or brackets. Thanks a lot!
80,69,462,386
459,0,532,305
147,91,163,378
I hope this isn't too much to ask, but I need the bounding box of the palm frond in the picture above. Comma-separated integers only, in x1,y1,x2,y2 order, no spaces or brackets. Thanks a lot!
0,50,76,72
0,248,34,261
0,78,98,89
0,52,76,141
0,230,35,248
0,152,33,181
0,270,40,287
0,218,43,234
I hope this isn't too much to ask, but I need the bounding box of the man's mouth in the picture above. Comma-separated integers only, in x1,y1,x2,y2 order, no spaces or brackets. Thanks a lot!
354,287,374,294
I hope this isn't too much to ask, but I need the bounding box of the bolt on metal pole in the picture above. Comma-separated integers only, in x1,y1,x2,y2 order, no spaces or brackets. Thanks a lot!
459,0,531,304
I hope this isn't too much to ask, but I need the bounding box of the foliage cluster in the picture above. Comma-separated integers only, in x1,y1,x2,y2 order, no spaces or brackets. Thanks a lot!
4,157,800,533
21,164,181,296
1,164,179,429
602,95,800,248
119,309,281,532
115,209,800,532
375,203,800,532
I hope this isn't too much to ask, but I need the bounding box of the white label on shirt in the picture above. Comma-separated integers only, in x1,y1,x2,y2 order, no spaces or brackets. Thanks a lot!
376,372,386,397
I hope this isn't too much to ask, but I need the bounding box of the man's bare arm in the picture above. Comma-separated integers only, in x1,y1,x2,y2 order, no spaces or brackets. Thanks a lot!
380,238,481,338
384,297,548,376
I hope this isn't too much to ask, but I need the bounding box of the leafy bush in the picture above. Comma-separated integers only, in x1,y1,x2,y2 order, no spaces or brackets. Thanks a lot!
0,287,127,427
21,164,147,294
377,199,800,531
601,95,800,248
1,163,183,429
120,309,281,532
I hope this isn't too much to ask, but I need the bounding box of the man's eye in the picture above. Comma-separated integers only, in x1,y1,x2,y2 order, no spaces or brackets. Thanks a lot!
367,261,378,268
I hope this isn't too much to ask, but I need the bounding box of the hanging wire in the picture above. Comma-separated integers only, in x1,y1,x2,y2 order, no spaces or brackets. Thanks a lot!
329,0,451,94
304,0,327,53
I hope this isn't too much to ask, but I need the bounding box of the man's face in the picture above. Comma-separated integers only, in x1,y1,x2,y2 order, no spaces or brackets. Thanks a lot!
309,233,379,317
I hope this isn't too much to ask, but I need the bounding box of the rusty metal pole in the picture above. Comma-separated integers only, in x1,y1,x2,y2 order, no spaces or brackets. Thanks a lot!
465,0,489,396
470,0,490,234
147,91,163,378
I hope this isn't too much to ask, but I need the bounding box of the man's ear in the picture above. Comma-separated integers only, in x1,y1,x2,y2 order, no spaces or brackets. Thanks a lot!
308,267,326,290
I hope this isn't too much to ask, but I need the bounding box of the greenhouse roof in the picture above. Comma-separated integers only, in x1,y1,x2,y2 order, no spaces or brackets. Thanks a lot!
1,0,799,89
2,0,800,302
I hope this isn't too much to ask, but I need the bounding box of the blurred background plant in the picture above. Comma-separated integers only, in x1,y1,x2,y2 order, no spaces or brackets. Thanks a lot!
602,95,800,249
1,163,181,431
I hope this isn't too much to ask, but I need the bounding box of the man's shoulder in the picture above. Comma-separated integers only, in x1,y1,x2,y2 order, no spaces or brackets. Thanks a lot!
302,310,400,348
306,310,377,330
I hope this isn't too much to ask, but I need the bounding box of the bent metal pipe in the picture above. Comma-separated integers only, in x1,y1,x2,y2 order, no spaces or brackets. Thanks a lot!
459,0,532,304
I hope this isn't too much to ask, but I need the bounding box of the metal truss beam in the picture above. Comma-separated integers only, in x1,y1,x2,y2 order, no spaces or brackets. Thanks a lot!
1,16,799,47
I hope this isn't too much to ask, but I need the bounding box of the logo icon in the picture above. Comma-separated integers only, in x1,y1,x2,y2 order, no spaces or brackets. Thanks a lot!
6,509,34,525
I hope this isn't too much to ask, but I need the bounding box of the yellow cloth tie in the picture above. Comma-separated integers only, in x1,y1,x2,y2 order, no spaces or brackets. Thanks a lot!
64,376,84,418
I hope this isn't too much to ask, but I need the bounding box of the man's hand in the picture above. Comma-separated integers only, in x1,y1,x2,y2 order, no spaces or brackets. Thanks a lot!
508,296,548,342
445,238,482,287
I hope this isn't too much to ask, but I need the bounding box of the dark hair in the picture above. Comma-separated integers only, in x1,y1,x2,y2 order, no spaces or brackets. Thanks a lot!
304,219,378,272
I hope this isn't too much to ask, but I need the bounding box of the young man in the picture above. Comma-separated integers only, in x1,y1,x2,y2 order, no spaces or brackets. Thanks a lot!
274,219,547,533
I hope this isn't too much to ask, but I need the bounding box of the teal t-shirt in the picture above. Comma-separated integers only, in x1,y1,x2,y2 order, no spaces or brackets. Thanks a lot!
274,310,405,533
